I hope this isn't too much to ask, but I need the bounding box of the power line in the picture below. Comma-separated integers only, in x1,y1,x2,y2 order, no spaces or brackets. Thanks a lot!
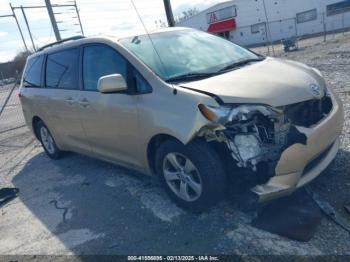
10,1,84,48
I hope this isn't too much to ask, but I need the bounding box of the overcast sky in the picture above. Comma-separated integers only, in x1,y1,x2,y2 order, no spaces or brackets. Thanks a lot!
0,0,225,62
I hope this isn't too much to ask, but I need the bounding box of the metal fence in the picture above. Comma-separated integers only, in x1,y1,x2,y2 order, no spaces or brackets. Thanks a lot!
0,82,26,134
232,11,350,56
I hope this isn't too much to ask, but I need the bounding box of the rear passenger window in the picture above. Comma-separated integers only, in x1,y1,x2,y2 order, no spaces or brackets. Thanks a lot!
46,48,79,89
23,55,44,87
83,45,127,91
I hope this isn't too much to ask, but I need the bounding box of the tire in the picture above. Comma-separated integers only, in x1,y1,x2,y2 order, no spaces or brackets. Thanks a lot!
155,139,227,212
36,120,63,159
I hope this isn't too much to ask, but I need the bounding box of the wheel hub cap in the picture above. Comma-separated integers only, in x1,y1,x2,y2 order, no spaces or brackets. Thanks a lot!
163,153,202,202
40,126,55,154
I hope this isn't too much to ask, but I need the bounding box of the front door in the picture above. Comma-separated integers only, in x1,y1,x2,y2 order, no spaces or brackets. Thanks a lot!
77,44,141,167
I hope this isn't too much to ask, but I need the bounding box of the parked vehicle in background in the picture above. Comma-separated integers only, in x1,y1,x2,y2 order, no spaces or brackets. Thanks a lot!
19,28,344,211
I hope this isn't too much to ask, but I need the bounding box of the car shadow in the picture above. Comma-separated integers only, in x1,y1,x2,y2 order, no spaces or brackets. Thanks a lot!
10,150,179,255
9,146,350,255
9,149,238,255
307,148,350,218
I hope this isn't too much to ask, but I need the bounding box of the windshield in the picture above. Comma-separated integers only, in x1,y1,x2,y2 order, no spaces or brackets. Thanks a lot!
120,29,261,82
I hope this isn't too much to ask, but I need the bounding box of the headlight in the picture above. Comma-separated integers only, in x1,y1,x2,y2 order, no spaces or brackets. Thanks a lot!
198,104,232,123
198,104,282,124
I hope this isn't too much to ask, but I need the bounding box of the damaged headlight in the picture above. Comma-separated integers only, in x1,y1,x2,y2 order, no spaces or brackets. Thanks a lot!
198,104,282,124
198,104,233,123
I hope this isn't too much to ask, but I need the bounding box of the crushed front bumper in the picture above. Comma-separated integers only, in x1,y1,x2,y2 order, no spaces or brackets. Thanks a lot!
251,92,344,202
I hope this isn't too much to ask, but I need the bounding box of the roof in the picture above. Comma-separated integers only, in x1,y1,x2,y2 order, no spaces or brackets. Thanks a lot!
29,27,193,59
110,26,192,40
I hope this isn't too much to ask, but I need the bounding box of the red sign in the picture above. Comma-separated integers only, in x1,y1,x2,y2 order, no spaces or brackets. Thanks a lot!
207,18,236,33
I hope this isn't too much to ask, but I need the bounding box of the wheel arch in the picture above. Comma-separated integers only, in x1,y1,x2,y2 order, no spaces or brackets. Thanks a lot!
147,134,184,175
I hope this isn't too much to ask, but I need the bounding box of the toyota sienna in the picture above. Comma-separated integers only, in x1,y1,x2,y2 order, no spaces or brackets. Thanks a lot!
19,28,344,211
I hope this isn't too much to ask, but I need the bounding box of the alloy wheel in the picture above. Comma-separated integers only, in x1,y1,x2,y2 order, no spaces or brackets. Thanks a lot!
40,126,55,154
163,152,202,202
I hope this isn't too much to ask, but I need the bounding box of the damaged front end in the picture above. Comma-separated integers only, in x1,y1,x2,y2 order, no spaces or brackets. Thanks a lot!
199,103,307,173
198,94,335,199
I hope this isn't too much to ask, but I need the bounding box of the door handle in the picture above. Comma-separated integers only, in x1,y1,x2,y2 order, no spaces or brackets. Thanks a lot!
79,98,90,107
65,96,75,105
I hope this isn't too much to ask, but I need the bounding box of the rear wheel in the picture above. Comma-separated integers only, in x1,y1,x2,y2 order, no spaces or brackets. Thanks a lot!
156,139,227,212
36,121,63,159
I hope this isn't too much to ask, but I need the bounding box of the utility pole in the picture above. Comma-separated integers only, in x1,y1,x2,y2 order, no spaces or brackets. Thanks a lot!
262,0,275,56
20,6,36,51
322,13,327,42
45,0,61,41
74,0,84,35
163,0,175,27
9,4,28,52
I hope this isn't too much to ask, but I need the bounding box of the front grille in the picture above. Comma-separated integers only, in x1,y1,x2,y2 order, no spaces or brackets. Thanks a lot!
284,95,333,127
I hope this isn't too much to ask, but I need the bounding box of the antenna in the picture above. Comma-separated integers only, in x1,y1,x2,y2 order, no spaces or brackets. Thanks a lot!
129,0,177,95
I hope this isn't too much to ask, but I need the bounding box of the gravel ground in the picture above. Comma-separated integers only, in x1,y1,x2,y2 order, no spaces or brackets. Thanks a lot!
0,33,349,257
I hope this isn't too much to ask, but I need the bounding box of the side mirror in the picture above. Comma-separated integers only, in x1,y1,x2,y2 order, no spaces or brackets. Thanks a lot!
97,74,127,94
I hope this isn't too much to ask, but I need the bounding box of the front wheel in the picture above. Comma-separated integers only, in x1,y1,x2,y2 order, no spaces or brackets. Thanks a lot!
36,120,63,159
155,139,227,212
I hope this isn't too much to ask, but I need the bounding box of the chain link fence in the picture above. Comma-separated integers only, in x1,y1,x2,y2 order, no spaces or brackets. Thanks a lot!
241,11,350,56
0,82,26,134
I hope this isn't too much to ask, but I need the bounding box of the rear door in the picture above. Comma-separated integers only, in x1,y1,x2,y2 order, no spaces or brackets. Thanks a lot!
76,44,141,166
41,48,89,153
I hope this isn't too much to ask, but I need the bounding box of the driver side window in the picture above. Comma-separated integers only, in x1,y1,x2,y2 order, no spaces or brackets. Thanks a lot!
83,45,127,91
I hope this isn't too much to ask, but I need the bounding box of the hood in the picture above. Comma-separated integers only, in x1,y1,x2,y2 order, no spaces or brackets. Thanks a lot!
179,57,326,107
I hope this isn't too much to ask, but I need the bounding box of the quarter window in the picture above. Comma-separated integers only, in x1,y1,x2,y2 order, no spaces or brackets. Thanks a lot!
132,69,152,93
23,55,44,87
46,48,79,89
83,45,127,91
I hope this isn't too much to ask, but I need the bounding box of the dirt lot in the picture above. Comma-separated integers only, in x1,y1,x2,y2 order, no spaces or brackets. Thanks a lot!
0,33,350,257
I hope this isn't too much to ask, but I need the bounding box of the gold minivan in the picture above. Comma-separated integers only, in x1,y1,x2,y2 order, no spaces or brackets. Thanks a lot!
20,28,344,211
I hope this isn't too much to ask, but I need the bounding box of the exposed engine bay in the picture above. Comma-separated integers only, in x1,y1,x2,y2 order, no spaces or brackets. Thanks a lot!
200,95,333,176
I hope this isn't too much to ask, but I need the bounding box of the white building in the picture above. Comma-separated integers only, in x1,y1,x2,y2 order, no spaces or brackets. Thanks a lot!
177,0,350,46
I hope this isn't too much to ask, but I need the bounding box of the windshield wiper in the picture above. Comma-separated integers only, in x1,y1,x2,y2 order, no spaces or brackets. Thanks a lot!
166,72,218,83
166,58,265,82
217,58,265,73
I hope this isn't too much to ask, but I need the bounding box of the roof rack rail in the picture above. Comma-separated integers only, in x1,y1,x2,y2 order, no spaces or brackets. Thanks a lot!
37,35,86,52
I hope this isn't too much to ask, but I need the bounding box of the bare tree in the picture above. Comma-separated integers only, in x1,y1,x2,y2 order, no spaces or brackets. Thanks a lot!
155,19,168,28
176,8,199,23
0,50,32,80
